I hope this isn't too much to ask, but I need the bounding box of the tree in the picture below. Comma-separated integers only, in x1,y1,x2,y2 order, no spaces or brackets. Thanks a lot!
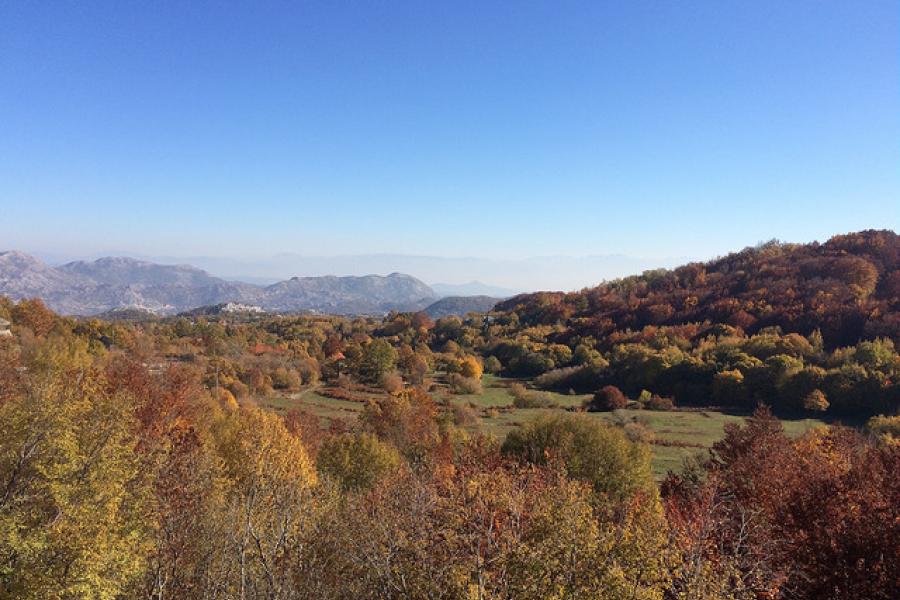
459,355,483,380
590,385,628,411
802,388,829,412
0,362,151,599
10,298,58,337
360,388,440,468
317,432,402,492
215,406,318,599
355,339,398,384
502,412,655,503
483,355,502,374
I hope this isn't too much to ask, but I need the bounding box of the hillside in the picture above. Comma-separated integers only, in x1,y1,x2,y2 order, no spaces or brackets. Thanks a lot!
496,230,900,348
263,273,435,314
424,295,502,318
478,231,900,417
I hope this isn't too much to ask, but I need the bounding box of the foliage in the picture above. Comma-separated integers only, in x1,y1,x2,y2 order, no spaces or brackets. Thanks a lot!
317,432,402,492
590,384,628,411
0,355,150,599
502,412,656,503
1,237,899,600
509,382,556,408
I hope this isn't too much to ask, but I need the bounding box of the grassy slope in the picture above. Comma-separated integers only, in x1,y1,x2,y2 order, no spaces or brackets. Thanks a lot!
259,374,826,478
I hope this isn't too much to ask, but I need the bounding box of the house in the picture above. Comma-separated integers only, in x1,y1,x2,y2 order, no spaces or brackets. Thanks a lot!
0,318,11,337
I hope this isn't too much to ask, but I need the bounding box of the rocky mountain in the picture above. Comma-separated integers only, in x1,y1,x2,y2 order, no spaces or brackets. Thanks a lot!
0,251,438,316
0,251,100,314
424,295,502,318
264,273,436,314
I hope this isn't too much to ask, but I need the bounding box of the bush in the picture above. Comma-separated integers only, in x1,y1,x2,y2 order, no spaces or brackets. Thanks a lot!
452,402,479,426
866,414,900,444
483,355,502,374
381,371,404,395
509,383,556,408
534,366,589,390
647,394,675,411
502,412,655,501
623,421,655,444
447,373,482,395
589,385,627,411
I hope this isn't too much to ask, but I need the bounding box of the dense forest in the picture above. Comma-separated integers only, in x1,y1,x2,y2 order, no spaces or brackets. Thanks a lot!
1,230,899,599
488,230,900,417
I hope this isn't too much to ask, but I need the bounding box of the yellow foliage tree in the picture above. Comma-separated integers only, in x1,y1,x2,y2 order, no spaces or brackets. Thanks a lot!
215,406,318,599
0,361,151,600
459,356,484,380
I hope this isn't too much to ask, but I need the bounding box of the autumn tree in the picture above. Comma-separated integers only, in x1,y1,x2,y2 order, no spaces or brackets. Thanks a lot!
215,405,318,599
317,432,402,492
0,352,151,599
354,338,398,384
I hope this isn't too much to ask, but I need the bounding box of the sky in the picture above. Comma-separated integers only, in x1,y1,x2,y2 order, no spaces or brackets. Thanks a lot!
1,1,898,279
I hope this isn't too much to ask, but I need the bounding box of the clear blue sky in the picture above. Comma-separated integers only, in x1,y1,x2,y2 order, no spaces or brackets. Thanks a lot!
1,1,897,262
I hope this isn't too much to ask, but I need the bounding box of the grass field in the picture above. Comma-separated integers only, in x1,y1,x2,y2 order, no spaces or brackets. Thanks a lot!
259,374,827,478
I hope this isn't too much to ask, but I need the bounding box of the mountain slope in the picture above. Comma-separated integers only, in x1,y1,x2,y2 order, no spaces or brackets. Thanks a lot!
494,230,900,348
263,273,436,314
0,251,100,314
424,295,501,318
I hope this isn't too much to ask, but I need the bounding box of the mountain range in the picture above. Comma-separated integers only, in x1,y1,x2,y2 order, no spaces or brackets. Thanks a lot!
33,251,690,292
0,251,452,316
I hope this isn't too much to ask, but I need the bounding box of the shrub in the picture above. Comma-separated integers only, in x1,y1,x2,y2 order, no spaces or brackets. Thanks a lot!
866,414,900,444
623,421,655,444
447,373,482,395
483,355,502,374
381,371,404,395
510,382,556,408
589,385,627,411
452,402,479,427
647,394,675,411
502,412,655,501
534,365,590,390
318,387,360,402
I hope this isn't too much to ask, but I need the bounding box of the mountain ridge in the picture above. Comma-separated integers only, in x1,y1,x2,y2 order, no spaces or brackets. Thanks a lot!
0,251,439,316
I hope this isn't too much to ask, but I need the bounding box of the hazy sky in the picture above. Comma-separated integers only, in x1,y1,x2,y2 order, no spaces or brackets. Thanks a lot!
1,1,898,263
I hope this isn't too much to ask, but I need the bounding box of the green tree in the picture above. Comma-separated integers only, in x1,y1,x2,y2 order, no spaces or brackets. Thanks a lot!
355,339,398,384
502,412,655,503
317,432,402,492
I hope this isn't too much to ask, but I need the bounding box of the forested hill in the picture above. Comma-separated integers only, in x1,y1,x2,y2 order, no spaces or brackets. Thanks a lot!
496,230,899,349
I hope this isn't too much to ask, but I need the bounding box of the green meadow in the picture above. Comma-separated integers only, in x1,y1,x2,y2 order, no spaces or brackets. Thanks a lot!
261,374,827,478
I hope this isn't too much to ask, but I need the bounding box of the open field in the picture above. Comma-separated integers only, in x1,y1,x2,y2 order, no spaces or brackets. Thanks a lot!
260,374,828,478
